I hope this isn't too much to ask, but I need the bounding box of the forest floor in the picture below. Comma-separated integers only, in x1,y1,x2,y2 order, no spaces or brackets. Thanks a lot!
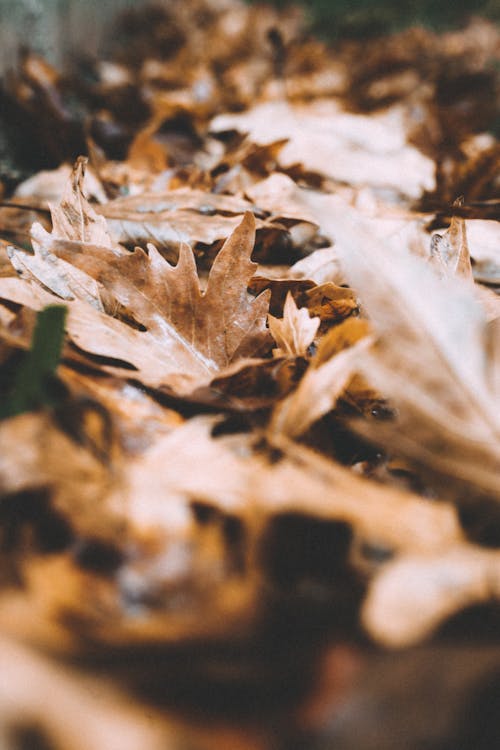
0,2,500,748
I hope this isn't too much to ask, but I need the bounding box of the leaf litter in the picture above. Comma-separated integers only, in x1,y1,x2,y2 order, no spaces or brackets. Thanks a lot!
0,1,500,748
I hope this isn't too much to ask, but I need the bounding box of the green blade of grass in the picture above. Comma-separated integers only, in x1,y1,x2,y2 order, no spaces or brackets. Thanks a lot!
1,304,67,419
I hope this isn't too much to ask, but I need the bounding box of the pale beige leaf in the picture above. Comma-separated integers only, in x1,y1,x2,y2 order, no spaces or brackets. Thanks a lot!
288,245,343,285
430,215,473,280
0,636,170,750
270,334,373,437
96,188,263,251
330,207,500,497
466,219,500,284
212,99,435,199
363,544,500,647
48,157,115,249
268,292,319,358
15,162,107,204
245,173,319,225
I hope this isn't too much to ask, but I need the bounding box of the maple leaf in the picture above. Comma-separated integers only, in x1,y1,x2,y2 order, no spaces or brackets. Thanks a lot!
1,167,272,396
47,211,270,388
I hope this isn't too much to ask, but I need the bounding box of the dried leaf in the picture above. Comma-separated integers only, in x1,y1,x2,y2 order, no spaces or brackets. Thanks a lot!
96,189,263,252
330,207,500,498
1,172,272,395
0,635,170,750
270,323,374,438
52,212,270,389
268,292,319,358
288,245,344,285
363,544,500,647
49,157,115,250
430,214,473,280
212,100,435,199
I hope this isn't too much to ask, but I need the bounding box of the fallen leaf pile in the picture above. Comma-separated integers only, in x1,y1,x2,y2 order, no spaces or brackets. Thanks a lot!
0,1,500,748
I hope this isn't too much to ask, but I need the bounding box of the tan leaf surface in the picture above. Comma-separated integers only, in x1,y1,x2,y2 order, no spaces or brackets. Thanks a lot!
0,635,171,750
96,189,264,252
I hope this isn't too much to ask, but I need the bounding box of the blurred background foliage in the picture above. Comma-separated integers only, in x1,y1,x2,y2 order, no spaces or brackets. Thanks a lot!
269,0,500,39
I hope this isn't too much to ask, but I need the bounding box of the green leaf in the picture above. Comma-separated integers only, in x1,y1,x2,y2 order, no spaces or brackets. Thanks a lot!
0,305,67,419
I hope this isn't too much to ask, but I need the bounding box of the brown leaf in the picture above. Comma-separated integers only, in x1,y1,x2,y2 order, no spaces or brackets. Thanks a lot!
85,216,266,366
15,192,271,393
96,188,263,253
